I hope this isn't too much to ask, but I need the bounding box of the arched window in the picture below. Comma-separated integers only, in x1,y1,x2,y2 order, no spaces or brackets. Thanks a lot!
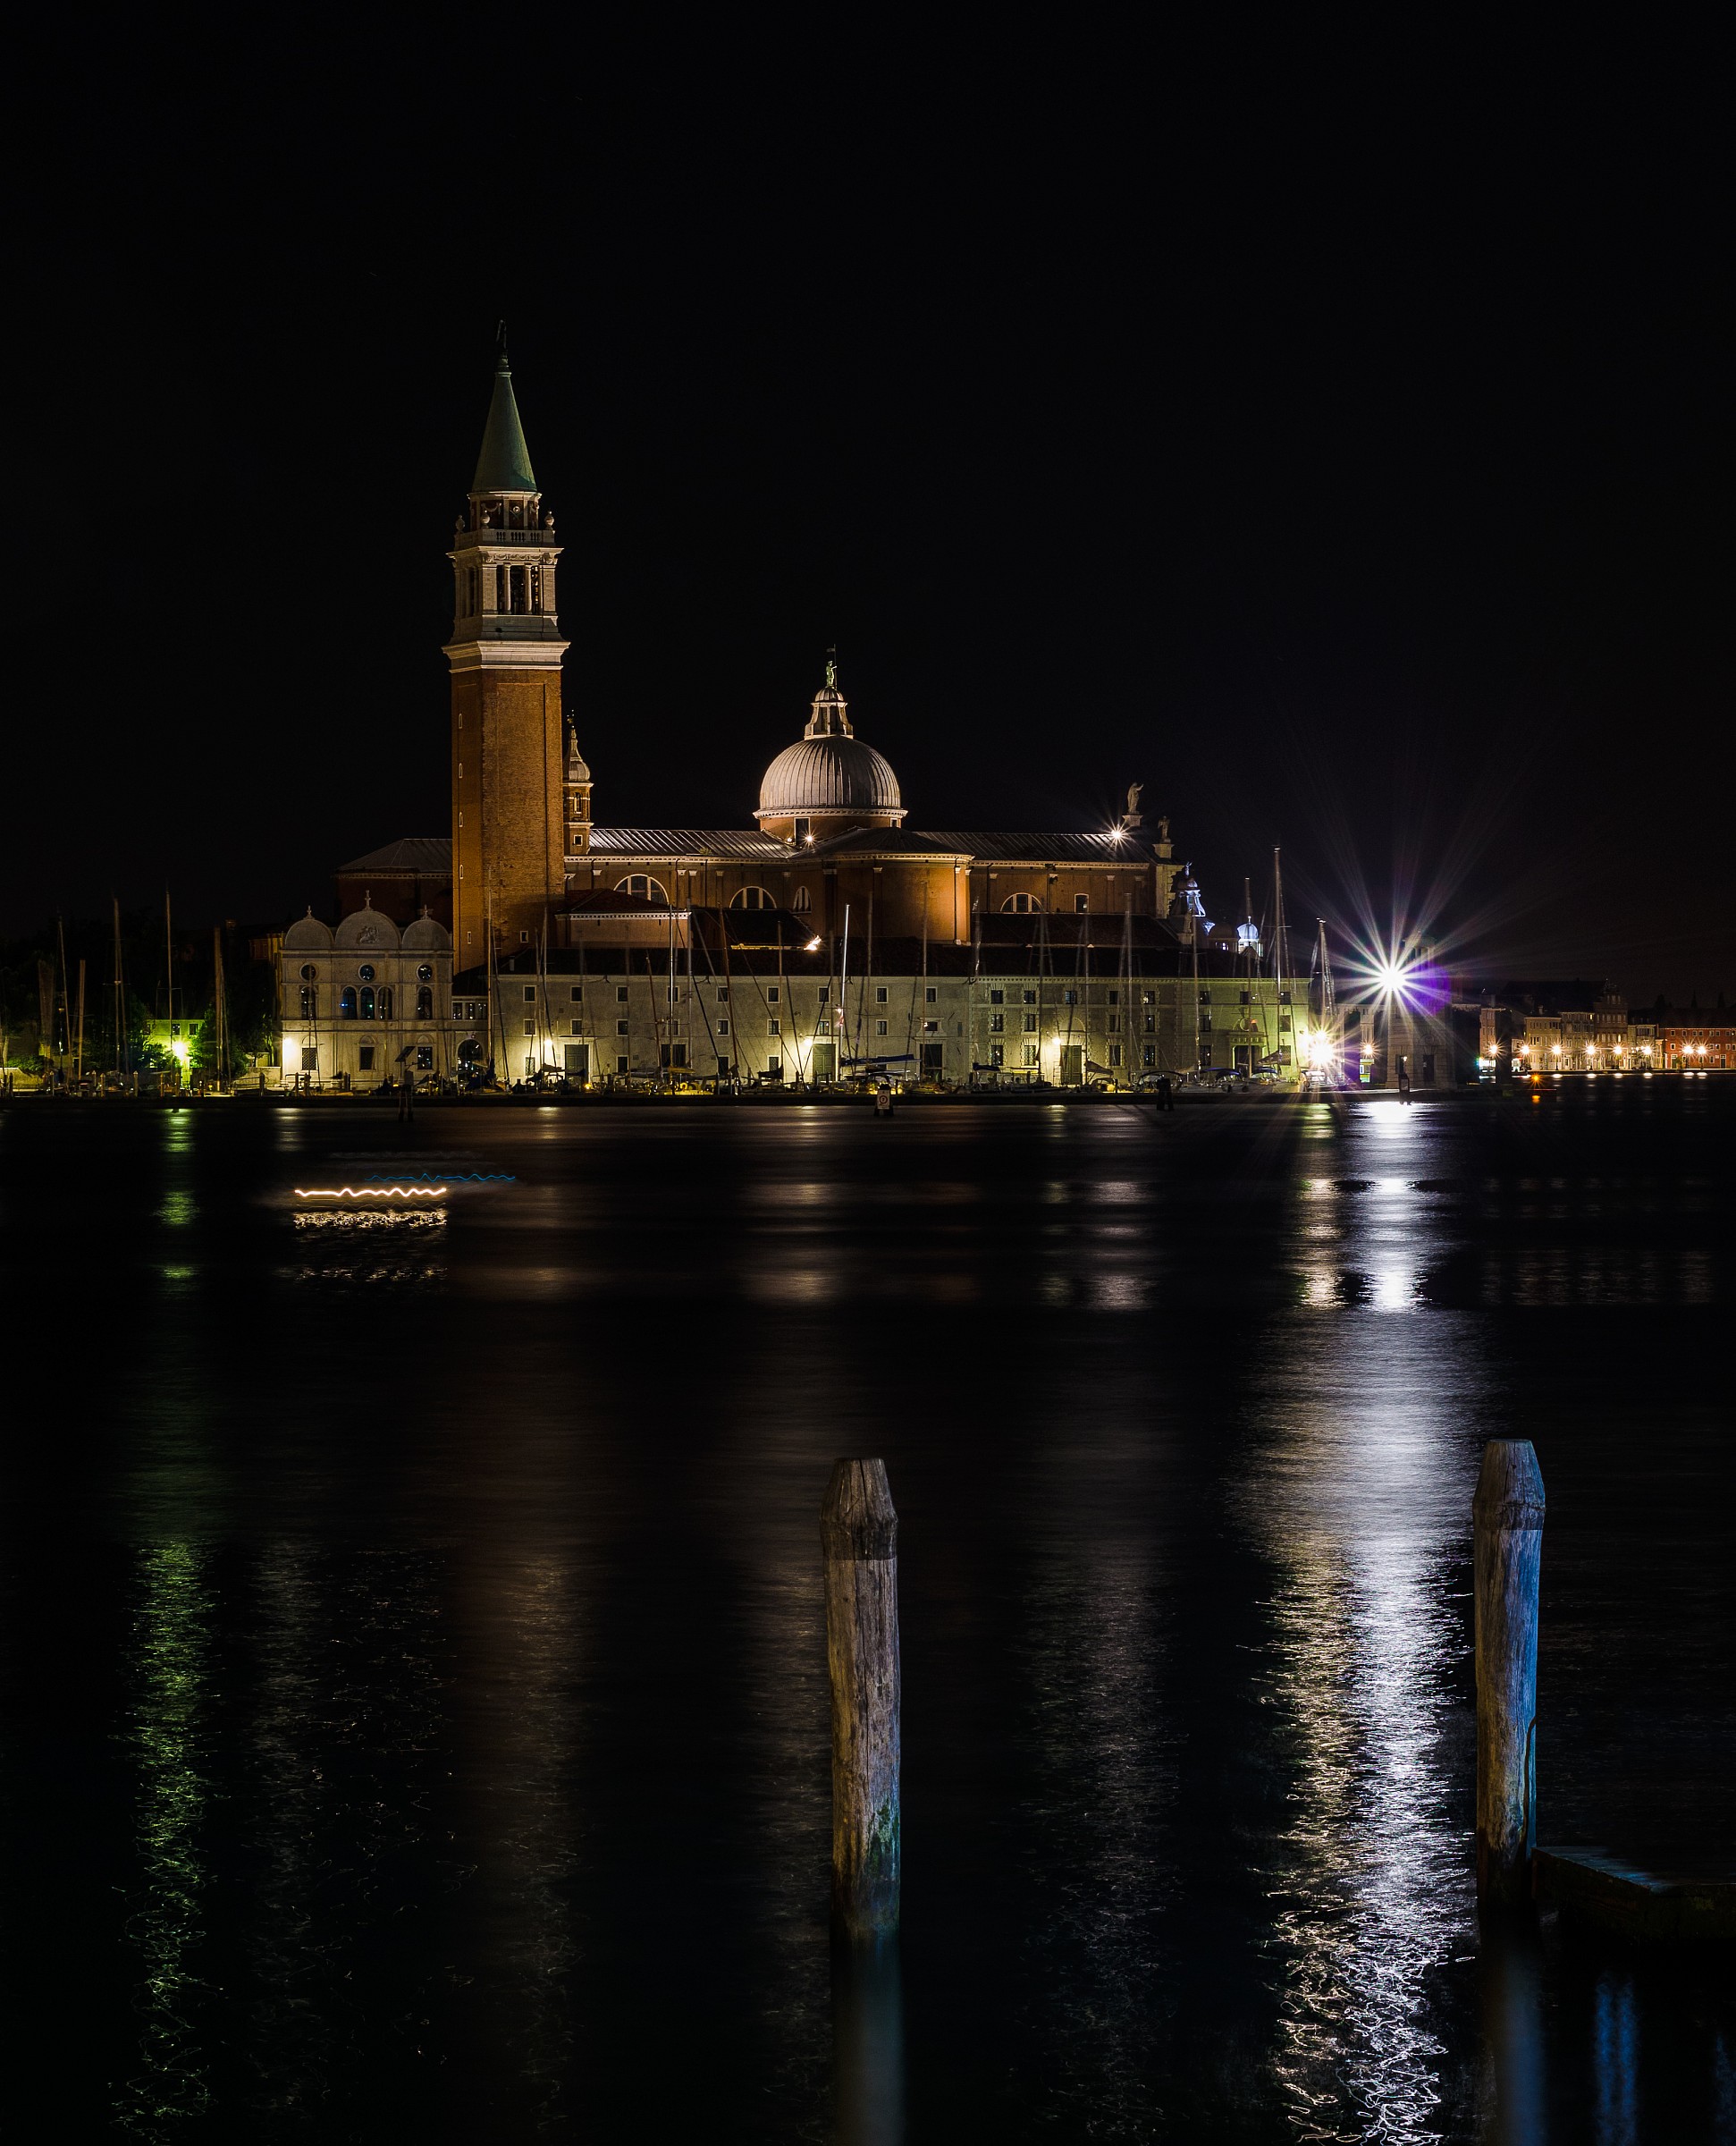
377,986,393,1019
792,886,812,911
1000,893,1043,914
615,874,669,904
415,986,433,1018
339,986,358,1018
299,985,316,1017
359,986,375,1019
729,886,776,909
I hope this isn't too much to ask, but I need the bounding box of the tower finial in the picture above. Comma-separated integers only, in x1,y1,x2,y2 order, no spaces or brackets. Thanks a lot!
824,646,839,690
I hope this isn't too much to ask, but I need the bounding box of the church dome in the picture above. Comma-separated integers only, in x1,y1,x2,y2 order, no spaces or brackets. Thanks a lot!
754,656,906,833
758,734,902,818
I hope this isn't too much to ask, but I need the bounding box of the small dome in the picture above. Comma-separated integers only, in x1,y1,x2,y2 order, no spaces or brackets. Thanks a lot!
758,734,903,820
401,916,451,952
334,908,401,951
282,911,333,951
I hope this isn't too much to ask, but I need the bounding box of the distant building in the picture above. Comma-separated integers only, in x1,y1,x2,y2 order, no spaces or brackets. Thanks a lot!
1654,1008,1733,1070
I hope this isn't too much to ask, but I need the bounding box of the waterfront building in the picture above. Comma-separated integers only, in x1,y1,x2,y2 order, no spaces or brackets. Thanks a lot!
1654,1007,1733,1070
273,340,1306,1091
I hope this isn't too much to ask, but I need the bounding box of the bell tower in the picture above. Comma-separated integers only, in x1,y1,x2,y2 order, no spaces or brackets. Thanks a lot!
445,336,569,965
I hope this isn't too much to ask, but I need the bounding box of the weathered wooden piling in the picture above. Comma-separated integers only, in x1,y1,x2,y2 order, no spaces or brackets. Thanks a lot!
822,1459,901,1939
1473,1439,1546,1907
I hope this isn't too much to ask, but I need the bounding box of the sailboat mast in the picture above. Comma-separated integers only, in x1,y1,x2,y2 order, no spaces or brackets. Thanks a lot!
113,898,127,1077
1272,846,1286,1077
55,915,72,1077
839,903,851,1077
211,925,228,1089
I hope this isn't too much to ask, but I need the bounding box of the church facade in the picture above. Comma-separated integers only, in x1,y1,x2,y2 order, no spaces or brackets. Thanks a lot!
280,344,1301,1090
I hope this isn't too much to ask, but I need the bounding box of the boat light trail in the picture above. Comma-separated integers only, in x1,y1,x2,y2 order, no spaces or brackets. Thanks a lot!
293,1186,450,1198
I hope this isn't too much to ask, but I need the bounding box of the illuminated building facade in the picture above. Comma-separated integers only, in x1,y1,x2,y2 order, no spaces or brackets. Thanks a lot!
273,344,1306,1089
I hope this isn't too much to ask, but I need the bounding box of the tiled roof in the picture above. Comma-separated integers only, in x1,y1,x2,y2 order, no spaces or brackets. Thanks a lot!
337,837,453,875
920,831,1159,863
587,827,792,859
586,827,1161,863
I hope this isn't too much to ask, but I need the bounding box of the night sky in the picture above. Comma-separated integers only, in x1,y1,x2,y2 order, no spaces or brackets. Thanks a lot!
16,20,1730,998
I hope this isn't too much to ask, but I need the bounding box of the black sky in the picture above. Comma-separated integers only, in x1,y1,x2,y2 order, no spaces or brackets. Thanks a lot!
14,17,1731,997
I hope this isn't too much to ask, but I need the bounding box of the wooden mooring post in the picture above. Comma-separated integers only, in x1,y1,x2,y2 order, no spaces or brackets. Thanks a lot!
1474,1439,1546,1907
822,1459,901,1939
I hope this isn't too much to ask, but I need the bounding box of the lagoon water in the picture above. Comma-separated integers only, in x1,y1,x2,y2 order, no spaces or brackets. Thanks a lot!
2,1087,1732,2142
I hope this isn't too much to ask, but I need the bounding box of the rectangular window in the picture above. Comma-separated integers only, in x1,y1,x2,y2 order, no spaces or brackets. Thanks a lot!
717,986,729,1001
358,1045,375,1071
875,1019,889,1035
299,1044,318,1071
1108,1014,1119,1033
451,1001,463,1018
524,1018,535,1035
1063,989,1077,1007
1024,1043,1039,1066
1279,1013,1292,1029
923,1019,939,1034
666,986,680,1002
1108,990,1119,1005
569,1018,582,1036
617,986,629,1002
1240,991,1251,1005
1144,1014,1155,1033
570,985,582,1001
875,986,888,1003
1279,992,1292,1005
818,986,830,1003
766,1053,781,1076
768,1019,780,1035
1023,1011,1036,1033
525,986,536,1003
1022,989,1037,1004
768,986,780,1003
617,1054,628,1075
990,1013,1005,1034
989,988,1005,1005
717,1018,730,1035
990,1044,1005,1067
1074,895,1088,913
616,1019,629,1035
416,1045,433,1069
1109,1043,1122,1066
1142,1044,1156,1067
924,986,937,1004
1142,991,1154,1005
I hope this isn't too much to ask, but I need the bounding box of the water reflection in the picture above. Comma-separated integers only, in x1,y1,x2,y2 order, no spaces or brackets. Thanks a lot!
832,1939,905,2146
1592,1965,1638,2146
120,1541,214,2138
1251,1108,1476,2142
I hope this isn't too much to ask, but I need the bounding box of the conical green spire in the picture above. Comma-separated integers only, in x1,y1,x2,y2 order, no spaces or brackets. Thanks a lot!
471,334,537,494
